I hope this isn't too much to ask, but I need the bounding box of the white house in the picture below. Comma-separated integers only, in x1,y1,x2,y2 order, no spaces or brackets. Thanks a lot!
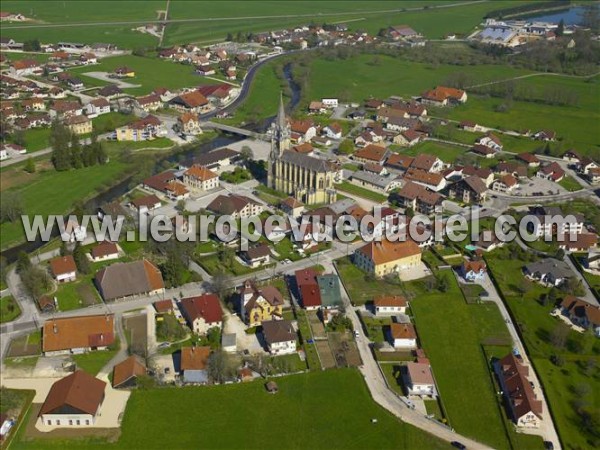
39,371,106,427
321,98,338,108
323,123,343,140
461,260,487,282
49,256,77,283
373,295,408,315
180,294,223,335
404,362,437,397
90,241,119,262
389,323,417,349
85,98,110,118
262,319,296,355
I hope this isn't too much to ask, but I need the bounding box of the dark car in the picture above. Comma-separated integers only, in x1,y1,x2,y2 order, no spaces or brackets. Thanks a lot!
451,442,466,450
543,441,554,450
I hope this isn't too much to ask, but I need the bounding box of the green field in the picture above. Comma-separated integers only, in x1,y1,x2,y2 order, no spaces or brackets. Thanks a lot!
337,181,388,203
407,271,521,449
11,369,450,450
72,346,119,376
0,160,131,249
485,246,600,450
68,55,219,96
9,128,52,152
0,296,21,323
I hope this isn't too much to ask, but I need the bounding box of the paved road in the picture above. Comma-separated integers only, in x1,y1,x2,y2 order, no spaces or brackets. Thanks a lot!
470,272,562,449
329,259,494,449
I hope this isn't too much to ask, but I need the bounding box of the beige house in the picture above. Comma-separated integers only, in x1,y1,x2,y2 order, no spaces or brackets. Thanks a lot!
64,115,92,135
177,112,202,135
183,165,219,191
354,240,422,278
180,294,223,335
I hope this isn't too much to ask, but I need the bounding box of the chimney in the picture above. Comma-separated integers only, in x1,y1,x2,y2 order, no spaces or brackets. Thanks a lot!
53,322,58,334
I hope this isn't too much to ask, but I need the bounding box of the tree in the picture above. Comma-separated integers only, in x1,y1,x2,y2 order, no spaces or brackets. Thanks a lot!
556,19,565,37
211,271,232,299
240,145,253,161
218,246,234,266
337,139,354,155
20,265,51,300
207,349,230,383
50,120,72,171
70,133,83,169
72,243,90,274
23,38,41,52
12,129,26,147
24,157,35,173
226,32,233,41
16,252,31,274
0,192,24,223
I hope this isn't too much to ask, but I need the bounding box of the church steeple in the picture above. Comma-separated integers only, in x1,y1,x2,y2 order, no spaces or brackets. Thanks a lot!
271,91,290,157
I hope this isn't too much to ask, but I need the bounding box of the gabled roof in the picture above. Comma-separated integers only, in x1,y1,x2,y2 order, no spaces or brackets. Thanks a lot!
91,240,118,259
390,322,417,339
279,150,338,173
42,315,114,353
496,353,542,420
112,355,146,388
185,164,218,181
180,294,223,324
354,144,388,162
180,346,211,371
206,194,257,215
40,370,106,416
374,295,407,308
422,86,465,102
172,90,208,108
95,259,164,301
262,319,296,344
49,255,76,277
357,239,421,266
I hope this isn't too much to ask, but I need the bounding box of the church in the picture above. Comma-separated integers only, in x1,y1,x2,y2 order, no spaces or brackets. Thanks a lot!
267,94,339,205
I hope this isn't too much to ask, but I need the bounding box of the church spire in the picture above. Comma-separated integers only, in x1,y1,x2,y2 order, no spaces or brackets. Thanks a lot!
277,91,286,129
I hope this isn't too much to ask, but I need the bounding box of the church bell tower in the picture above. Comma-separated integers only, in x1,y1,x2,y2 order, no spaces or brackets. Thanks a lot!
268,92,291,188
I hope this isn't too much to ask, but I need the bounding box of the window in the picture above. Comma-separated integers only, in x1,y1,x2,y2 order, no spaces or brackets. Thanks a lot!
86,420,90,425
56,420,61,425
47,420,52,425
69,420,73,425
76,420,80,425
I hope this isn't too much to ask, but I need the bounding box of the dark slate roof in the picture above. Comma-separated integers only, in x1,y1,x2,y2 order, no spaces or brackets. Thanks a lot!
280,150,336,173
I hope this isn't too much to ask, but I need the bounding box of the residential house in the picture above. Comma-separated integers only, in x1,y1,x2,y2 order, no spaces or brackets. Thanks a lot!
353,144,388,165
389,323,417,349
183,165,219,191
495,161,528,178
113,66,135,78
373,295,408,315
576,157,599,176
130,194,161,213
322,98,338,108
557,296,600,336
64,115,92,135
461,259,487,282
459,121,485,132
206,194,263,218
98,84,123,99
95,259,165,301
180,346,211,384
476,133,503,151
184,147,239,171
393,129,422,147
90,241,119,262
169,91,209,113
112,355,146,388
350,170,401,193
557,232,598,253
493,174,518,193
411,153,444,173
42,315,114,355
239,279,284,327
290,119,317,143
80,52,97,64
323,122,342,140
516,152,540,167
39,371,106,427
533,130,556,141
261,319,296,355
116,115,165,141
562,149,581,164
177,112,202,135
49,255,77,283
85,98,110,118
523,258,572,287
354,239,422,278
404,362,437,397
10,59,41,76
280,197,304,217
537,162,565,182
21,98,45,111
449,176,487,204
308,101,325,114
180,294,223,335
462,166,494,187
241,243,272,268
528,206,584,237
471,144,496,158
135,93,162,112
50,100,82,118
494,353,543,428
295,268,321,310
421,86,467,106
404,169,446,192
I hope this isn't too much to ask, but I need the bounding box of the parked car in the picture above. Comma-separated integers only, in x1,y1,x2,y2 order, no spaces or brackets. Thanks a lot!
451,442,466,450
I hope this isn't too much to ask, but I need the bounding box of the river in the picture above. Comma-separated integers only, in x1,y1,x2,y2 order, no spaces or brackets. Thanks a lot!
525,5,598,25
1,57,303,263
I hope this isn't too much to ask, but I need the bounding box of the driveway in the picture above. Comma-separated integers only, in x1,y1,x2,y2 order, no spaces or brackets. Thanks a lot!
222,311,266,355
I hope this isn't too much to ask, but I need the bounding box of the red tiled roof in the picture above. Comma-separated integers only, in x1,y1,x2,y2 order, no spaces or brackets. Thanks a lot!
180,294,223,324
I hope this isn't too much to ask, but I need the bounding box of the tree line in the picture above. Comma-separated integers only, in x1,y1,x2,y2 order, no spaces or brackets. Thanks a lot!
50,120,107,171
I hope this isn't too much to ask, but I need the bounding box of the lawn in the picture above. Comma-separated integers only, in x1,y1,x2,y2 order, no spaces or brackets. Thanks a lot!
485,246,600,450
101,138,174,153
400,141,467,164
558,176,583,192
51,278,102,312
8,128,52,152
295,309,321,370
337,181,388,203
72,344,119,376
0,295,21,323
195,253,274,277
11,369,450,450
0,160,132,249
92,112,137,134
336,257,405,305
69,55,219,96
407,270,517,449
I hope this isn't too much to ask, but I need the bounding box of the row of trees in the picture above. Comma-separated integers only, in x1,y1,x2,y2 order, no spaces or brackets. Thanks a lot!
50,121,107,171
16,252,51,301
